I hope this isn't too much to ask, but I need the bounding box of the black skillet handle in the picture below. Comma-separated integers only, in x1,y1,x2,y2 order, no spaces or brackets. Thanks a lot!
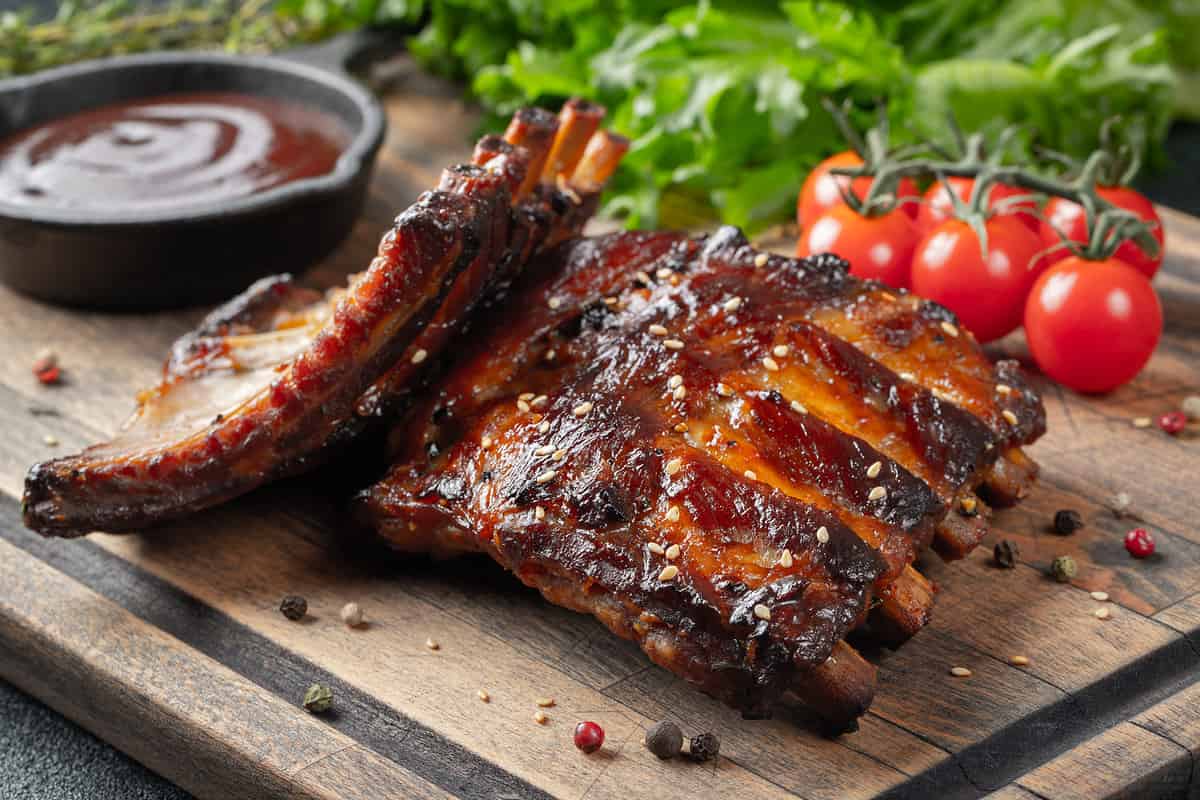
274,27,402,77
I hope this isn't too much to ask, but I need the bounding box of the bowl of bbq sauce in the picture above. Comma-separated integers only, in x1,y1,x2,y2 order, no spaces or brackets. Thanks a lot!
0,44,385,309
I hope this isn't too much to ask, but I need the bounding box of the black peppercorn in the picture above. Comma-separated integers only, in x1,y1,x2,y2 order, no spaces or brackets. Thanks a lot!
1053,509,1084,535
993,539,1019,569
644,720,683,759
280,595,308,621
689,732,720,762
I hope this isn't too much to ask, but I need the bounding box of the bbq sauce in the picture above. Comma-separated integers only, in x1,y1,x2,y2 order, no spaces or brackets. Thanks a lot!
0,91,350,212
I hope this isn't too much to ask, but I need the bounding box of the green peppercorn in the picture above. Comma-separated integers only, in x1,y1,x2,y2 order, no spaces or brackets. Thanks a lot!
644,720,683,759
1050,555,1077,583
303,684,333,714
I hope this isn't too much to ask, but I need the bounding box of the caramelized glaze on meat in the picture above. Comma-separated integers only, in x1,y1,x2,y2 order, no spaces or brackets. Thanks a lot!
358,227,1045,728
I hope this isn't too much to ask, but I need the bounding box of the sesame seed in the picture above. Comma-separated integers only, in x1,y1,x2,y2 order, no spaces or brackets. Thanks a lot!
961,497,978,514
717,383,733,397
668,374,684,389
664,339,685,350
666,505,681,522
762,357,780,372
425,638,440,651
477,689,490,702
548,297,562,310
869,486,887,501
950,666,972,678
866,461,882,479
673,386,687,400
723,297,742,312
531,394,549,409
673,422,688,433
754,253,769,268
658,565,679,582
996,384,1013,395
553,448,566,460
648,542,666,555
816,526,830,544
940,321,959,338
411,348,428,364
649,324,669,336
1090,591,1110,602
536,697,556,708
743,470,757,481
534,711,549,725
544,349,557,362
481,436,493,450
635,270,652,284
881,292,898,302
1002,409,1019,426
519,392,535,401
572,401,593,417
669,274,681,286
665,544,681,561
1009,655,1030,666
790,400,807,414
772,345,790,358
656,267,672,279
43,435,59,446
899,371,916,381
753,604,771,621
536,444,554,456
665,458,683,476
537,420,551,434
517,399,531,412
1094,607,1111,620
1132,416,1152,428
779,549,793,568
536,469,557,484
535,506,546,520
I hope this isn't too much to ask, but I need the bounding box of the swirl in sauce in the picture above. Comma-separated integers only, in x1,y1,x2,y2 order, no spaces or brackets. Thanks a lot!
0,91,350,212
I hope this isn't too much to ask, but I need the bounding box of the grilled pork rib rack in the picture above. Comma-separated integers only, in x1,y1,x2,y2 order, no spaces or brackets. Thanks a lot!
358,227,1045,730
24,100,627,536
22,99,1046,731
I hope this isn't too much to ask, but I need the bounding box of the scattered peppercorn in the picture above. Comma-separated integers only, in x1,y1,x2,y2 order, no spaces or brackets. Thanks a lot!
1109,492,1132,518
279,595,308,621
1050,555,1077,583
993,539,1019,569
689,732,720,762
32,349,61,385
1158,411,1187,435
1124,528,1155,558
303,684,333,714
644,720,684,760
340,602,364,628
573,721,604,754
1183,396,1200,421
1053,509,1084,535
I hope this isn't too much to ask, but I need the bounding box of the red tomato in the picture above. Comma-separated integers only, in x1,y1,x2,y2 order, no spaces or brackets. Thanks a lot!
1024,257,1162,393
1039,187,1164,278
916,176,1039,233
910,215,1045,342
795,202,920,289
797,151,920,228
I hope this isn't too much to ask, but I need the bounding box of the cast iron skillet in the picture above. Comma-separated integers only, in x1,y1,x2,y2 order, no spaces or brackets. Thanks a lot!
0,33,388,310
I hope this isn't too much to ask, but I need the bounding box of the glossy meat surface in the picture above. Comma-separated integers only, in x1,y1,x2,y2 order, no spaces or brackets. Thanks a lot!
23,102,627,536
359,227,1045,725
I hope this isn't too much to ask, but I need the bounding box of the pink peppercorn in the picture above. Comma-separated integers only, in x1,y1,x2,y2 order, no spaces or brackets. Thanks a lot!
1124,528,1155,559
573,721,604,754
1158,411,1187,435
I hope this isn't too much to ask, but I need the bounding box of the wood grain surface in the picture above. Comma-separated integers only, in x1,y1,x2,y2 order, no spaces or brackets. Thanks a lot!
0,58,1198,800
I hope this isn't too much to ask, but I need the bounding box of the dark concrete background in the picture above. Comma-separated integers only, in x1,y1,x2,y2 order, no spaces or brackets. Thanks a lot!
0,0,1196,790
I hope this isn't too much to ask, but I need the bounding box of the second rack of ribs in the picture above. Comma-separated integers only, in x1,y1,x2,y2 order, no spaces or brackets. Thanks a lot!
358,226,1046,729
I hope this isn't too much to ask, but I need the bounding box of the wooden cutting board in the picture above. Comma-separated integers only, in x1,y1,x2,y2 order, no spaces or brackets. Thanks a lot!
1,61,1199,800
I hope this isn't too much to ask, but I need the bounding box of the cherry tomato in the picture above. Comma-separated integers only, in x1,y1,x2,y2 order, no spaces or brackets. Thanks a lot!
797,151,920,228
1024,257,1162,393
1039,186,1164,278
910,215,1045,342
795,201,920,289
916,176,1039,233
